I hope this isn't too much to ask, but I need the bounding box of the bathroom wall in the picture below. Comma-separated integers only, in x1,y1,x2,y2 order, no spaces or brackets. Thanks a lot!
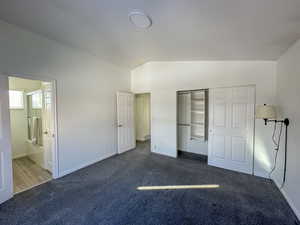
9,77,42,159
135,93,151,141
26,91,44,168
9,109,27,159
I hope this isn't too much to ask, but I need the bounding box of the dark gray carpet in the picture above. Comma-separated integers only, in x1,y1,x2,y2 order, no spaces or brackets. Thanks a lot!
0,141,298,225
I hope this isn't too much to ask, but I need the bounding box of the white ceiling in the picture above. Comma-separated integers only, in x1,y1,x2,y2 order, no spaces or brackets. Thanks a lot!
0,0,300,68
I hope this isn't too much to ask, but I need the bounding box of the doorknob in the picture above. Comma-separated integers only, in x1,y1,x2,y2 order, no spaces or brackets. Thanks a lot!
118,125,123,127
43,131,48,135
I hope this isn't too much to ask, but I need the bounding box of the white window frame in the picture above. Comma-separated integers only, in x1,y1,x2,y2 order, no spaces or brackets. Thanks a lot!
27,90,43,109
9,90,24,109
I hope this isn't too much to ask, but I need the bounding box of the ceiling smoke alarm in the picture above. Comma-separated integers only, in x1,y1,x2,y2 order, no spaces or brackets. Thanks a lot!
129,11,152,29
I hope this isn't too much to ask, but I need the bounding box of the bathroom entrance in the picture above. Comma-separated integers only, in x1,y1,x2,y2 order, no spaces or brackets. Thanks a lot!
8,76,56,193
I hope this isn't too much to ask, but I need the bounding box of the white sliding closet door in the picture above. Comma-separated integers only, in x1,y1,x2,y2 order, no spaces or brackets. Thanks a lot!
208,86,255,174
117,92,135,154
0,75,13,204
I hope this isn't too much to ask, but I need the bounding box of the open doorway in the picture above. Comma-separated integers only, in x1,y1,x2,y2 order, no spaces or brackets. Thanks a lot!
135,93,151,152
8,76,56,193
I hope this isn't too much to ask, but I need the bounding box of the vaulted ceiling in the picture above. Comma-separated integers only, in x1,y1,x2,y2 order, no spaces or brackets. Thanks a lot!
1,0,300,68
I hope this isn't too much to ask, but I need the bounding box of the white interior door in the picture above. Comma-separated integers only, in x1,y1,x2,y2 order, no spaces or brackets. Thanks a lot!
208,86,255,174
42,82,53,173
117,92,135,154
0,75,13,204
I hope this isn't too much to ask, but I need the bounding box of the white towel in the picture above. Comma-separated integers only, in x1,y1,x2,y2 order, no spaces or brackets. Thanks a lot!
31,117,43,145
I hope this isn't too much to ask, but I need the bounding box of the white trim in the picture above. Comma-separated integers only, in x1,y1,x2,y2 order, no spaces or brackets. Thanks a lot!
9,107,24,110
59,152,116,178
4,72,56,83
253,170,269,179
136,138,146,141
136,137,150,142
12,153,28,159
273,178,300,221
51,80,59,179
152,150,177,158
26,89,42,96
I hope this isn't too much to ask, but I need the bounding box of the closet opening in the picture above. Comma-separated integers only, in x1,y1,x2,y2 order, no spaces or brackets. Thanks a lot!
8,76,56,194
177,89,208,162
135,93,151,153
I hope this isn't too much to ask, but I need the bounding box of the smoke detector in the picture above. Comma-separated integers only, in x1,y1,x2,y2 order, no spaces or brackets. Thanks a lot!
129,11,152,29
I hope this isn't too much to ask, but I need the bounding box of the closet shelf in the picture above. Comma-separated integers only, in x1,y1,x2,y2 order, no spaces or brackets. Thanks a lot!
191,122,204,126
191,98,205,101
191,135,205,140
177,89,207,149
191,110,205,114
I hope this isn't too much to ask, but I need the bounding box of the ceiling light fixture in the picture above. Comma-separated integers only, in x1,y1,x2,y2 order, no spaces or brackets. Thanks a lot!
129,11,152,29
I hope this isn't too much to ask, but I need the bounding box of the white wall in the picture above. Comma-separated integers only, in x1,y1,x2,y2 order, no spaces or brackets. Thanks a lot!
0,20,130,176
275,39,300,219
9,110,27,159
131,61,277,177
135,93,150,141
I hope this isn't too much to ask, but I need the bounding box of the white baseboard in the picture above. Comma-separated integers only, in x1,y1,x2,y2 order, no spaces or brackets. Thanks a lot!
152,149,177,158
58,152,116,178
136,138,146,141
13,153,28,159
253,170,269,179
136,135,150,142
273,178,300,221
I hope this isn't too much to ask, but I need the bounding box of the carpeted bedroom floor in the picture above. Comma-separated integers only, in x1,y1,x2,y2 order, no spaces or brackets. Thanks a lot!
0,141,298,225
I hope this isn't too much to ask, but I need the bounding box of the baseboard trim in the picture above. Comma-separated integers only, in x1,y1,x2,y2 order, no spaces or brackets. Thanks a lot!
152,150,177,158
253,170,269,179
273,178,300,221
178,150,208,162
136,138,150,142
13,153,28,159
136,138,146,141
58,152,117,178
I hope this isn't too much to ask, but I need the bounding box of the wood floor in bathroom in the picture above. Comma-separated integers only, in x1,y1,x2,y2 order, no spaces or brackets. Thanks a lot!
13,157,52,193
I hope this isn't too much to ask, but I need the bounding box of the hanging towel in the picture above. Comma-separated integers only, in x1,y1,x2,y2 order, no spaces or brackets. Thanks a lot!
31,117,43,145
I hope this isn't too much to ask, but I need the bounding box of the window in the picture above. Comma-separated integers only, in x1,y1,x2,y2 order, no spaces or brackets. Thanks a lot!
9,90,24,109
31,91,42,109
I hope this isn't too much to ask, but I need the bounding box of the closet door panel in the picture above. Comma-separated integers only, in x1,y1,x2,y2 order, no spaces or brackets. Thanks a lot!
177,125,190,151
208,86,255,174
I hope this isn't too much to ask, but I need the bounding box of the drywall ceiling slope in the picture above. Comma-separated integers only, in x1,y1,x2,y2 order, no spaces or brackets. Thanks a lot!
0,0,300,68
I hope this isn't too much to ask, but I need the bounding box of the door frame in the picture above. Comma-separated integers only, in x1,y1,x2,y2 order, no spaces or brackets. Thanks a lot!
207,85,256,175
3,72,59,180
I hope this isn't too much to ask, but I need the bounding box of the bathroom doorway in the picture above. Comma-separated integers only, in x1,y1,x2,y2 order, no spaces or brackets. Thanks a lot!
8,76,57,193
134,93,151,152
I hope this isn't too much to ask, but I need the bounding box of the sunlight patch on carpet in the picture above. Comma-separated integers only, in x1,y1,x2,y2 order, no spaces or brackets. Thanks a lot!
137,184,220,190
